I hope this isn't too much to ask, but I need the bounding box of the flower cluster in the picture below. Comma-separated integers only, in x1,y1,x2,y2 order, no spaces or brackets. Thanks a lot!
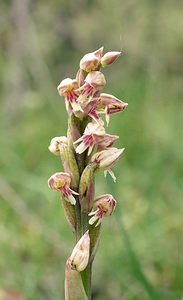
48,46,128,229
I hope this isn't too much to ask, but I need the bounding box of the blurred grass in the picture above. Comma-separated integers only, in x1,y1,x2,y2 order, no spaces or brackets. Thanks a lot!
0,0,183,299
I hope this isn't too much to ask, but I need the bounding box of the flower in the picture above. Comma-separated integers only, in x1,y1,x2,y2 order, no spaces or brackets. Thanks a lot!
57,78,82,111
48,136,68,155
48,172,78,205
89,194,116,226
69,231,90,272
73,96,100,122
98,93,128,125
74,121,105,155
91,147,125,181
101,51,121,67
80,71,106,97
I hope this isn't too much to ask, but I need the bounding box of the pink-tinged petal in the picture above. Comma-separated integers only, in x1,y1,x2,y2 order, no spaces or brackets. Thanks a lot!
85,71,106,90
96,134,119,149
93,46,104,58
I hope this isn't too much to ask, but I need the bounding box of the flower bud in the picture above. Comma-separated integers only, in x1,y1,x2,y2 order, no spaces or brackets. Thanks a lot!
101,51,121,67
48,136,68,155
80,53,100,72
65,260,88,300
89,194,116,226
92,147,125,181
69,231,90,272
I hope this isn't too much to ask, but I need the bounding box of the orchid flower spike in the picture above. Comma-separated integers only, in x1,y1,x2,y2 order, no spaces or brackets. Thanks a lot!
89,194,116,226
48,172,78,205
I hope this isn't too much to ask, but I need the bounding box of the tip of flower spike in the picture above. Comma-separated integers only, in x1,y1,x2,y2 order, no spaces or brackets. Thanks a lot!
101,51,122,67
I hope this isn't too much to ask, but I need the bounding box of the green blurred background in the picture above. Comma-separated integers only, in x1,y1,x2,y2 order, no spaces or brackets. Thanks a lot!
0,0,183,299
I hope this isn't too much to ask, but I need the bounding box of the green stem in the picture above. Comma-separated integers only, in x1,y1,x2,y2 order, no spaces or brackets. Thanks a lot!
81,212,89,234
80,261,92,300
75,196,82,241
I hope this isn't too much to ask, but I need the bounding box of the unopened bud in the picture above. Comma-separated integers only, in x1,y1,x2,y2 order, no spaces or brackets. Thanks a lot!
69,231,90,272
101,51,121,67
48,136,68,155
80,53,100,72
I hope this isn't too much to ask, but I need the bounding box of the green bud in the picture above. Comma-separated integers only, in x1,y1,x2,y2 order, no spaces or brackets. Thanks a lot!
59,143,80,190
79,162,97,213
61,194,76,234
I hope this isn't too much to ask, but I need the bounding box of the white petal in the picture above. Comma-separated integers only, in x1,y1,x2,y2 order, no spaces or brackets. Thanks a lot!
107,169,116,182
88,211,96,216
89,215,98,225
75,142,89,154
106,113,110,127
67,194,76,205
73,136,83,145
70,188,79,195
71,102,84,112
87,144,94,156
95,218,102,227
